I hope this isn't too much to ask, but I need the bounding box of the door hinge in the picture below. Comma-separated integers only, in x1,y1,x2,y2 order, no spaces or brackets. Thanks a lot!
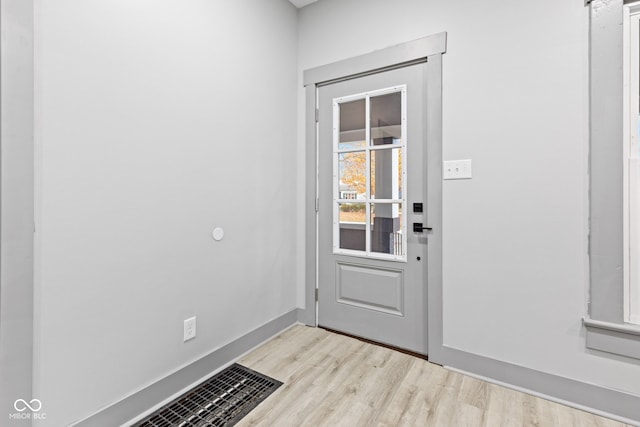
315,197,319,212
315,108,319,123
315,288,319,301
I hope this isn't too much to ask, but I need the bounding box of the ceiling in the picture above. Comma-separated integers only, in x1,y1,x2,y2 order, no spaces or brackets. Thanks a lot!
289,0,319,8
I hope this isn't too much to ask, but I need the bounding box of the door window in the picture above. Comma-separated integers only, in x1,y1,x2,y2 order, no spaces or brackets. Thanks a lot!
333,86,407,261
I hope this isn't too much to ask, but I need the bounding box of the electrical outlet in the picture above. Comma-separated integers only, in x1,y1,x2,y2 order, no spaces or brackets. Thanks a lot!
184,316,196,342
443,159,472,180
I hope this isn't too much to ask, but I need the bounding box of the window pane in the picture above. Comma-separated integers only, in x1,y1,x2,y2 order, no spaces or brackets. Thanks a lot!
371,203,403,255
339,203,366,251
339,202,366,223
339,99,366,150
339,151,366,200
370,92,402,146
371,148,402,199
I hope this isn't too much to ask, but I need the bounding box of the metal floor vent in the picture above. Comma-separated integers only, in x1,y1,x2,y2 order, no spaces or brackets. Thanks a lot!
134,364,282,427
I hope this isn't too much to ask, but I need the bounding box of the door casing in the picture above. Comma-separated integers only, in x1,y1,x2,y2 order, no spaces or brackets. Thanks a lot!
302,32,446,363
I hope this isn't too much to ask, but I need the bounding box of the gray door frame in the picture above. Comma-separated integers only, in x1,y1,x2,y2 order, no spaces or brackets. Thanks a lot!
302,32,446,362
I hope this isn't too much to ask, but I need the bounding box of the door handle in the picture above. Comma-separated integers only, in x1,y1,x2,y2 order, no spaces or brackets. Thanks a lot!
413,223,432,233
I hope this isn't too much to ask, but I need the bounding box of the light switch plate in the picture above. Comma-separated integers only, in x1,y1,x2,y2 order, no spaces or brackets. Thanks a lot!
443,159,472,180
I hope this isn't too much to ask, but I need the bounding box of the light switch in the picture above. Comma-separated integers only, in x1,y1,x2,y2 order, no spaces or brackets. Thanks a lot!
443,159,472,180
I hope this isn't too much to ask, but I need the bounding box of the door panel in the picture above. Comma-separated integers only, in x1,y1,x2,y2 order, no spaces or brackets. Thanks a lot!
318,63,428,354
336,262,404,316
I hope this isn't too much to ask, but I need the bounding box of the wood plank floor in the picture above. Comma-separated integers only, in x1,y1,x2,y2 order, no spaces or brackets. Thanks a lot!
237,325,630,427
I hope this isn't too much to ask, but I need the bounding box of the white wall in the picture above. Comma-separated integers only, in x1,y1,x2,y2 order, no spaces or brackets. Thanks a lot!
298,0,640,396
33,1,298,425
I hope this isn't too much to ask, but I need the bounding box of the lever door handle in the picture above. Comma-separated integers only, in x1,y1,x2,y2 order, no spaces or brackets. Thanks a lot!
413,223,432,233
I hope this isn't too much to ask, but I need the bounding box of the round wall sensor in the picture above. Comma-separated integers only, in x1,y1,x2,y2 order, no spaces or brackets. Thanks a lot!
212,227,224,241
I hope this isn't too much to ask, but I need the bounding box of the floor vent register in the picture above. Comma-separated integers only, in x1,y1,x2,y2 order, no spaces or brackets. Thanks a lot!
134,364,282,427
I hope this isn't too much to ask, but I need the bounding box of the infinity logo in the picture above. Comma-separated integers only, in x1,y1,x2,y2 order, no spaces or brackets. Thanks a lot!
13,399,42,412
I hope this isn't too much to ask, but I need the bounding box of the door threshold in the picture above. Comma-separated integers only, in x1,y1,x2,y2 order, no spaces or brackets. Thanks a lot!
319,326,428,360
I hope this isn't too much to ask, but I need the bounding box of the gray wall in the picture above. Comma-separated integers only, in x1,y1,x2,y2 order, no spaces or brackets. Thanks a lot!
33,1,298,425
297,0,640,396
0,0,34,422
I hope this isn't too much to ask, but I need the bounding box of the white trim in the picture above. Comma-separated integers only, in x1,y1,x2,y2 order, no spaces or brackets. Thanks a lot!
369,144,402,151
623,4,631,324
628,1,640,16
401,85,408,258
365,92,372,253
337,146,367,154
332,99,340,253
583,316,640,336
361,199,404,203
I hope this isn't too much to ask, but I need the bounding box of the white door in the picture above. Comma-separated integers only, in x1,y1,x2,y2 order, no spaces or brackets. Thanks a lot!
317,63,429,355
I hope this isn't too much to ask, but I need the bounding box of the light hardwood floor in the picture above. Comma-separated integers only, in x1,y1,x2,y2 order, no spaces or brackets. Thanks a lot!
237,325,630,427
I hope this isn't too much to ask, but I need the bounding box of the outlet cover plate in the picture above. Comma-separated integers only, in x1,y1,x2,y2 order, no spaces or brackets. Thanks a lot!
443,159,472,180
184,316,196,342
